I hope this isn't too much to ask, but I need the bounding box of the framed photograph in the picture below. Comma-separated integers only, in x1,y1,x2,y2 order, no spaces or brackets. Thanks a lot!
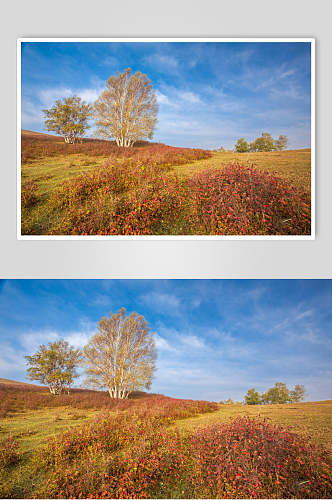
18,38,315,239
1,278,331,498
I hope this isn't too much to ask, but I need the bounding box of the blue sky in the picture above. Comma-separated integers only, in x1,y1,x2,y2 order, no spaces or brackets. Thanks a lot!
0,279,330,402
21,41,312,149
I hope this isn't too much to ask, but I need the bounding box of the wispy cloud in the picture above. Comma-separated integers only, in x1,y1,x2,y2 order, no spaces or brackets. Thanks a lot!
140,292,181,313
144,53,179,72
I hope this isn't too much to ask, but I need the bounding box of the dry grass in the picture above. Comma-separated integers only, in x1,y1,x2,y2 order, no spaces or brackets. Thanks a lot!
173,149,311,192
174,400,332,456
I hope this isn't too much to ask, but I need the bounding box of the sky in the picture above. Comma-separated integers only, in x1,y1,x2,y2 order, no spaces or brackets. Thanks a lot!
21,41,312,149
0,279,331,402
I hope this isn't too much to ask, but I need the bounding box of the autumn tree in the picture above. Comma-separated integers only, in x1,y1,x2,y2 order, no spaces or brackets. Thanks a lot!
274,134,288,151
94,68,158,147
43,96,92,144
234,138,249,153
82,308,157,399
250,132,276,152
289,384,305,402
25,340,82,395
244,388,261,405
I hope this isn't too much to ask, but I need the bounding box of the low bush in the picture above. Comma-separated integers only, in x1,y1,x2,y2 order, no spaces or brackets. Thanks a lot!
0,437,21,470
48,162,311,236
21,134,211,165
0,383,153,417
21,181,39,209
188,163,311,235
35,416,331,499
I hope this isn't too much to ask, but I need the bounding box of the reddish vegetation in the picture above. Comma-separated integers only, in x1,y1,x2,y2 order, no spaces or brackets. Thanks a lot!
31,399,330,499
48,162,310,236
0,382,150,418
21,132,310,236
0,437,21,471
21,133,211,165
188,164,311,235
21,180,39,209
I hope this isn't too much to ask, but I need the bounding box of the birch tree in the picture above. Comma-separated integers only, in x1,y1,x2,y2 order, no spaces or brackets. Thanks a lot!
25,340,82,395
43,96,92,144
94,68,158,147
83,308,156,398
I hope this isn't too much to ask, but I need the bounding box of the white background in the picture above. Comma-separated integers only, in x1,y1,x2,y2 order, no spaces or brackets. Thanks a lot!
1,0,331,278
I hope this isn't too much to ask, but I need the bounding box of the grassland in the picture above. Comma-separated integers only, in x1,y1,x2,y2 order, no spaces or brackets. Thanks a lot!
173,149,311,192
20,131,311,236
0,406,100,453
0,378,331,498
174,400,332,456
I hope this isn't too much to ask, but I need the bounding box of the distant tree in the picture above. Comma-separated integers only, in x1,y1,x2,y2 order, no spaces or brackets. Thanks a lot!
235,138,249,153
25,340,82,395
43,96,92,144
244,388,261,405
289,384,306,402
250,132,276,152
82,308,157,399
94,68,158,147
261,382,290,405
222,398,235,404
274,134,288,151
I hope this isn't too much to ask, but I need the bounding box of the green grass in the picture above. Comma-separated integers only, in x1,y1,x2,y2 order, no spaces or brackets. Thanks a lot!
0,406,101,498
0,406,100,453
22,154,108,196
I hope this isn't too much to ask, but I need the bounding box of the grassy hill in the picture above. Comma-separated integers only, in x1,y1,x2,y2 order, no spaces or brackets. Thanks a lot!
0,380,330,498
20,130,311,236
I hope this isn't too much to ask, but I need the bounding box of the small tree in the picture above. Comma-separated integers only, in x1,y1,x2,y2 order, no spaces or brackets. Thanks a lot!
261,382,290,404
244,388,261,405
94,68,158,147
250,132,276,152
274,134,288,151
43,96,92,144
83,308,156,399
25,340,82,394
289,384,306,402
234,138,249,153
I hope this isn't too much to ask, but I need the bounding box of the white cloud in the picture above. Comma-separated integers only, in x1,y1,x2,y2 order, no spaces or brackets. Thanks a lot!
180,335,207,350
154,334,177,352
21,331,59,353
21,98,43,127
177,91,201,104
39,87,73,106
155,90,176,107
38,84,104,107
140,292,181,311
0,343,26,375
64,331,92,349
145,53,179,72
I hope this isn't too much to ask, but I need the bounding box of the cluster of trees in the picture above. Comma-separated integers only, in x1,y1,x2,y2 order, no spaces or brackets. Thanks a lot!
244,382,306,405
25,308,156,399
234,133,288,153
43,68,158,147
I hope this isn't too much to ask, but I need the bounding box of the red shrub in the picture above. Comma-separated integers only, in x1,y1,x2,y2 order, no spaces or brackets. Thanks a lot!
21,181,39,209
188,163,311,235
0,437,21,470
36,415,331,499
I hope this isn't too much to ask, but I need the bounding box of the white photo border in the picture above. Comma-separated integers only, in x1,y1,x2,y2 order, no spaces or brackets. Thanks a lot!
17,37,315,241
